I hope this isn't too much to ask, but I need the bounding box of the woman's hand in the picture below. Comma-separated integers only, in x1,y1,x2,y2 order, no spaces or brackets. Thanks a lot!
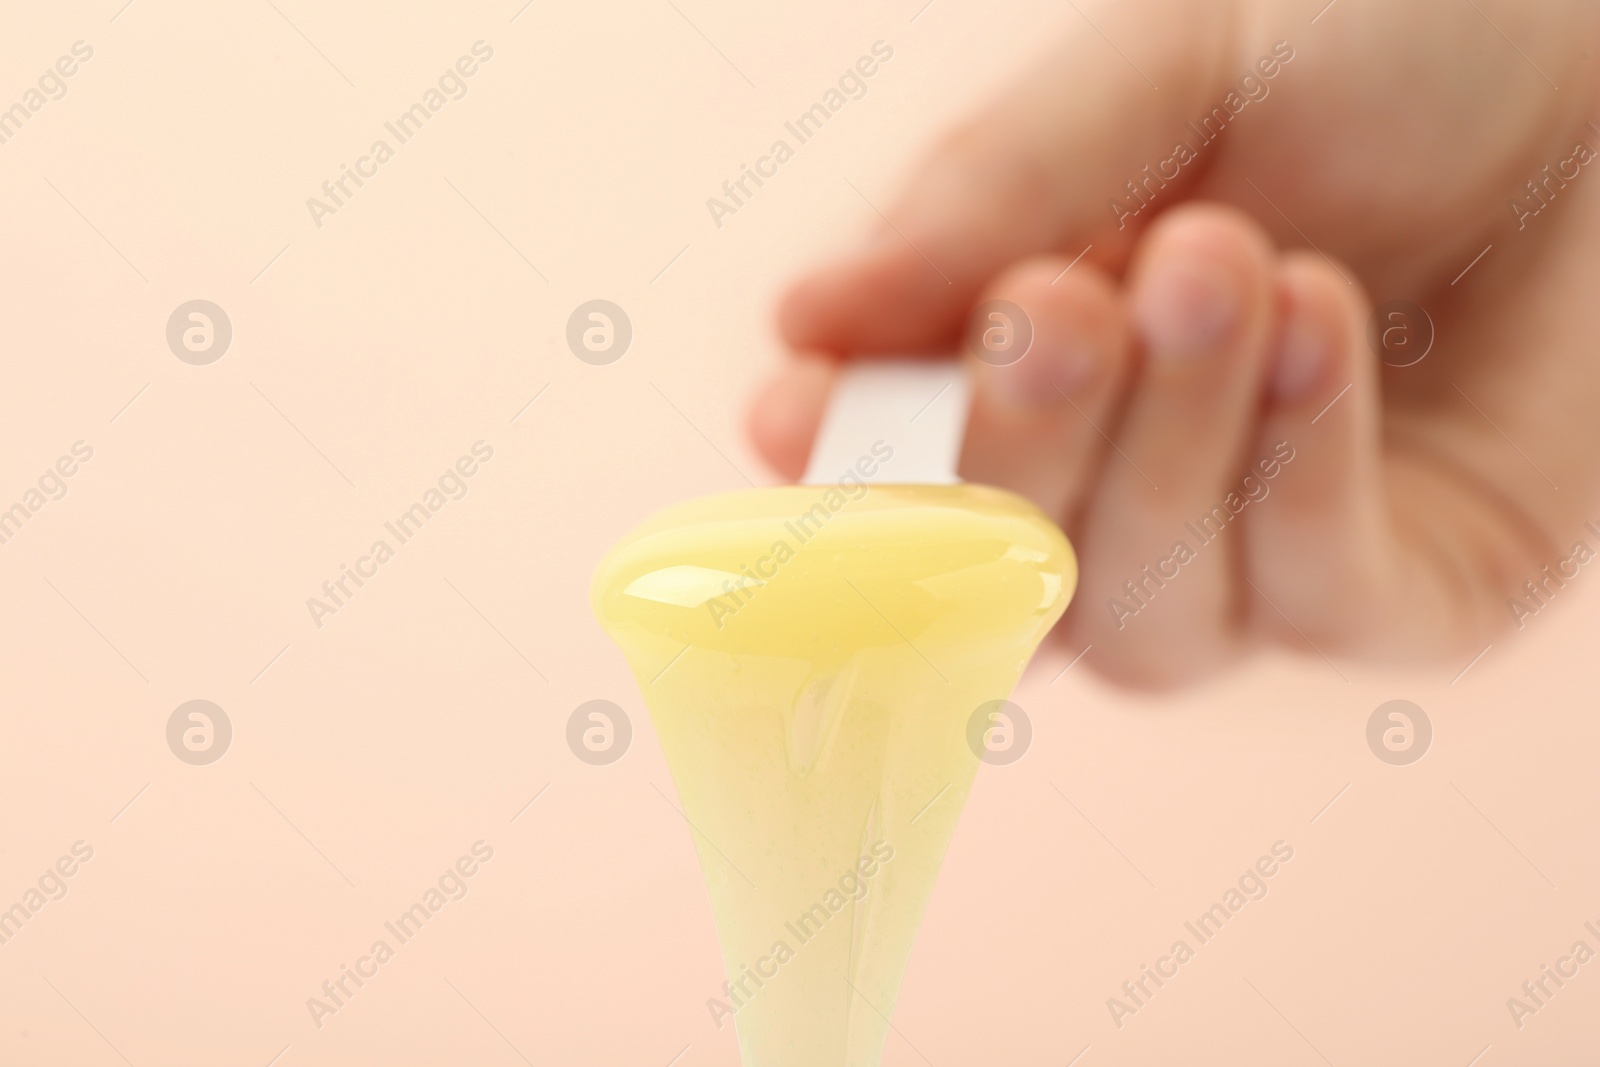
748,0,1600,686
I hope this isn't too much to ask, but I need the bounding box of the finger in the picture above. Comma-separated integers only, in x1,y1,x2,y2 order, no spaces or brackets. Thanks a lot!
1240,255,1504,662
1238,255,1388,657
778,7,1232,356
1060,203,1278,687
960,256,1134,521
746,354,836,481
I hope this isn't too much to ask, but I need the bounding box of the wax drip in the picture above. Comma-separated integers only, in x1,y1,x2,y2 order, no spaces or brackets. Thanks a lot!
847,790,885,982
783,661,858,777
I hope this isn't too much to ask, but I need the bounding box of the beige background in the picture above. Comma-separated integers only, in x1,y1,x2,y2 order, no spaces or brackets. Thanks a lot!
1,0,1596,1063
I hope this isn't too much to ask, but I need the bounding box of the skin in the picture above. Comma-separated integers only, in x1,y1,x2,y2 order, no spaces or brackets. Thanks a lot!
746,0,1600,688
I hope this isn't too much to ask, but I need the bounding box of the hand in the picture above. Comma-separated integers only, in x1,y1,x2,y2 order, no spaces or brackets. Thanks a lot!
747,0,1600,687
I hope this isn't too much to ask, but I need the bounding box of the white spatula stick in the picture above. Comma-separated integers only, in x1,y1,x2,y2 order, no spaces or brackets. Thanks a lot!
801,359,972,486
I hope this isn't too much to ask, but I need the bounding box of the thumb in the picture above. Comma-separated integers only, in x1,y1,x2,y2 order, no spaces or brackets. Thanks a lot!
778,2,1232,355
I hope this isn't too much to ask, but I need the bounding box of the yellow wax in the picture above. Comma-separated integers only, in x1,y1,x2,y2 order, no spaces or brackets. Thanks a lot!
592,483,1075,1066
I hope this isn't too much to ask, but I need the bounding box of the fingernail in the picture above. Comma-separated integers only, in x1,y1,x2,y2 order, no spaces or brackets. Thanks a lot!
983,340,1094,410
1271,306,1327,399
1134,256,1239,359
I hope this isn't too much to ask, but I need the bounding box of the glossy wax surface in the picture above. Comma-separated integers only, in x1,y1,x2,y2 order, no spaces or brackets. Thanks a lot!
593,483,1075,1066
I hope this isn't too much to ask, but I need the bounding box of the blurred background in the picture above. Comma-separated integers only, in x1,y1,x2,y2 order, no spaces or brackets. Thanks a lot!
0,0,1595,1063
